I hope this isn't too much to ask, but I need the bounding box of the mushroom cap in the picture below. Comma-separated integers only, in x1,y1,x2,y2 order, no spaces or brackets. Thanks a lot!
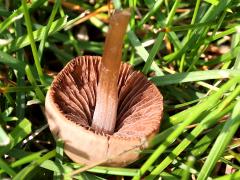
45,56,163,167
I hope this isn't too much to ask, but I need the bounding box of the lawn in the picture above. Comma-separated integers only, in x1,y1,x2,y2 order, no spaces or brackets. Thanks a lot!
0,0,240,179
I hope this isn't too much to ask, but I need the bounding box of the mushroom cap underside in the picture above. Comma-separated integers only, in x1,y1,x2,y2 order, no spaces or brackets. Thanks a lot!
45,56,163,166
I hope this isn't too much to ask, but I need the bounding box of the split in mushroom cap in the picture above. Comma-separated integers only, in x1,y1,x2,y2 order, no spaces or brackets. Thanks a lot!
45,56,163,166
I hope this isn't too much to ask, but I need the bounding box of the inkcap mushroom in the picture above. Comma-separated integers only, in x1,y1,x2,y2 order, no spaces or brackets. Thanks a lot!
45,9,163,167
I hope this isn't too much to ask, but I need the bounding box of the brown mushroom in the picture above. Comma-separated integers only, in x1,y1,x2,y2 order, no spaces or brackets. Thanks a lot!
45,9,163,167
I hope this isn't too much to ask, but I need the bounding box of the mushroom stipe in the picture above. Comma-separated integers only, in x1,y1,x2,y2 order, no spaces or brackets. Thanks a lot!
92,9,131,134
45,56,163,166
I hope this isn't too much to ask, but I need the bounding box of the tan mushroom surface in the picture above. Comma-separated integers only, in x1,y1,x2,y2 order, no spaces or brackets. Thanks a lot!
45,55,163,167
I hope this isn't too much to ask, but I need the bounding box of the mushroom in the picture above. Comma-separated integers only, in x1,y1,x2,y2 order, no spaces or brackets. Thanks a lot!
45,9,163,167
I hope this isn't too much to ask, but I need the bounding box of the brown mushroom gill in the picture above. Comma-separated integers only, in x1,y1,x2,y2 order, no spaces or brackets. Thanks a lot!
45,56,163,166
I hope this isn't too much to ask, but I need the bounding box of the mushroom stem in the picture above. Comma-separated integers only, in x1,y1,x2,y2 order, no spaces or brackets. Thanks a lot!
91,9,130,134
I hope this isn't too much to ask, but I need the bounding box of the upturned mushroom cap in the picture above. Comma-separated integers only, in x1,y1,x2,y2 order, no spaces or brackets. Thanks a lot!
45,56,163,167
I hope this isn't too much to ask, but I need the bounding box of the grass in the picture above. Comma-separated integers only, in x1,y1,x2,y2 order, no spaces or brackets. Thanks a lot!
0,0,240,179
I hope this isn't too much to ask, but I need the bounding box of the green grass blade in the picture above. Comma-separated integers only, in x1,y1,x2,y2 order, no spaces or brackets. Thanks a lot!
234,51,240,70
186,0,201,38
0,9,23,34
165,21,217,32
150,125,178,147
180,0,201,71
146,86,240,178
46,43,73,64
0,125,10,146
0,51,25,74
138,0,164,27
190,123,224,157
0,0,47,34
199,0,231,23
72,164,139,177
166,32,182,50
73,172,107,180
207,25,240,43
219,157,240,170
165,0,180,26
0,118,32,155
202,46,240,66
15,18,26,120
229,150,240,163
181,156,195,180
164,0,232,63
127,30,164,75
7,17,68,52
142,0,180,74
142,32,164,74
22,0,45,85
213,171,240,180
197,100,240,180
9,118,32,147
67,40,103,54
9,151,45,168
204,0,219,5
54,139,64,180
13,150,56,180
0,7,10,17
25,65,45,102
38,0,60,62
0,157,16,177
0,150,46,174
0,85,43,93
132,77,239,180
187,5,228,71
150,69,240,86
41,160,139,177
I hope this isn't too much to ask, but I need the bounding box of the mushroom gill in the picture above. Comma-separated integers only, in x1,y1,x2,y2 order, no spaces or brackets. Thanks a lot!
45,55,163,167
